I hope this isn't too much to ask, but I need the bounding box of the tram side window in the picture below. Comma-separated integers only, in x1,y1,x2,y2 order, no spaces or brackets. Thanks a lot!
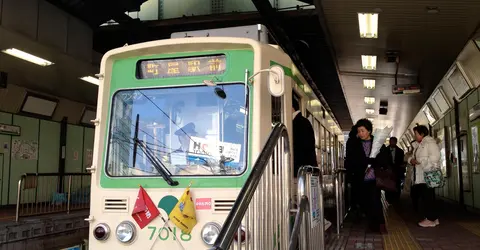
105,83,249,177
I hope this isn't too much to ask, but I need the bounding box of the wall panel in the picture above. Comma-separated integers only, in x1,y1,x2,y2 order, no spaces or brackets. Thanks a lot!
8,115,39,204
0,112,12,206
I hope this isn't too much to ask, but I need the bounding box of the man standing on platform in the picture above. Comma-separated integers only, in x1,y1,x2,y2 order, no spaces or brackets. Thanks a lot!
385,137,405,204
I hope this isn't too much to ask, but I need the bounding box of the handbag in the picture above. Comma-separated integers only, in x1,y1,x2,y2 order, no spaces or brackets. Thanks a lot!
375,167,397,192
424,168,445,188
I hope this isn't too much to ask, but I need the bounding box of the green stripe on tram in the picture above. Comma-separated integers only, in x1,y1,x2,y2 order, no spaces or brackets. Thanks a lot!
98,50,296,189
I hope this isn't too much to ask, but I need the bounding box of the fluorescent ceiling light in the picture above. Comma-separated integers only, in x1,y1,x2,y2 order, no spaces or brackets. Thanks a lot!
309,100,321,107
366,108,375,114
363,79,376,89
364,97,375,104
361,55,377,70
80,76,100,85
358,13,379,38
304,84,312,94
2,48,54,66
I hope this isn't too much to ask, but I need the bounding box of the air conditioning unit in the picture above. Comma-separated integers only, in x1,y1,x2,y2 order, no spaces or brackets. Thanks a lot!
392,84,421,95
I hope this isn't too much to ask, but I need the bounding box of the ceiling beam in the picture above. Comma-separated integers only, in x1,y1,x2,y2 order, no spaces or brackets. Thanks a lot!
250,0,347,129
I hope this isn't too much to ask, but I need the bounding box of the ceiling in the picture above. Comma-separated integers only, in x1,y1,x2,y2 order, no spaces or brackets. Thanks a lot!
88,4,355,129
0,26,99,105
16,0,480,136
319,0,480,137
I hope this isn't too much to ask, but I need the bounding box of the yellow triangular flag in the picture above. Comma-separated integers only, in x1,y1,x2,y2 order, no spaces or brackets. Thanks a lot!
169,187,197,234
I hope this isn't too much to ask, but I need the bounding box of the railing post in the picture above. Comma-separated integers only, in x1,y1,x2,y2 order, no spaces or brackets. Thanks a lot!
335,172,340,235
16,176,24,222
67,175,72,214
318,169,325,250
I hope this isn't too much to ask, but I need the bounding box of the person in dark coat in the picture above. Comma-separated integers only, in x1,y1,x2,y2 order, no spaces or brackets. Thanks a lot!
292,99,317,178
384,137,405,204
345,118,386,233
345,125,361,214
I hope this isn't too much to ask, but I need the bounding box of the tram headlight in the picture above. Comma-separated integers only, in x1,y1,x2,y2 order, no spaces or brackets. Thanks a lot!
201,222,221,246
115,221,136,243
93,223,110,241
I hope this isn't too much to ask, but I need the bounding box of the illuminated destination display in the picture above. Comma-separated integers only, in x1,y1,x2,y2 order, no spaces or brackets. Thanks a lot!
137,54,226,79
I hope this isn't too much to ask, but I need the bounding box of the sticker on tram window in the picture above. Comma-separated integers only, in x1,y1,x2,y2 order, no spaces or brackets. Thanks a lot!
148,226,192,241
137,54,227,79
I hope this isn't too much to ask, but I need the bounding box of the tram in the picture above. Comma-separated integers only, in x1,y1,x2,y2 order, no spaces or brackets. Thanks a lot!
88,25,344,249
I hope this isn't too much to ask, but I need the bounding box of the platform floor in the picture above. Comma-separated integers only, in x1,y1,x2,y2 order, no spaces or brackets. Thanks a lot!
327,193,480,250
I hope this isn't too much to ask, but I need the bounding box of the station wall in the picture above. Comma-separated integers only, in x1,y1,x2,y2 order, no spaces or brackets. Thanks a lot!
401,39,480,210
0,111,94,206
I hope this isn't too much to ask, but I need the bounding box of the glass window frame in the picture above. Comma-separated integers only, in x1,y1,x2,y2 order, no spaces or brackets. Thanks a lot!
104,82,250,178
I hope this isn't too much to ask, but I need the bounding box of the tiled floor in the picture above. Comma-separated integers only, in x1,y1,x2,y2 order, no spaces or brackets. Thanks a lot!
326,193,480,249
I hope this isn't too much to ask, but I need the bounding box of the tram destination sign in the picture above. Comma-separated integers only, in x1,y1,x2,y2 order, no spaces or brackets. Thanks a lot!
137,54,226,79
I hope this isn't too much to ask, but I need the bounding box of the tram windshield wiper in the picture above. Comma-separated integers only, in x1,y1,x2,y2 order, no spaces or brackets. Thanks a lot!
133,114,179,186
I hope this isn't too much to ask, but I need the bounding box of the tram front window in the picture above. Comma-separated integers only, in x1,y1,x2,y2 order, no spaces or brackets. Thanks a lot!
106,83,249,177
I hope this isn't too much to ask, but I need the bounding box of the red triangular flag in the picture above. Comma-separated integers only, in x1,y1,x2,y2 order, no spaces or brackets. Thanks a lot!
131,186,160,229
132,186,147,214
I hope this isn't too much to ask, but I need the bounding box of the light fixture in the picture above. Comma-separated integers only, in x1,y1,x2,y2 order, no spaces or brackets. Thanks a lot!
364,97,375,104
309,100,321,107
366,108,375,115
1,48,54,66
80,76,100,85
363,79,375,89
358,13,379,38
304,85,312,94
361,55,377,70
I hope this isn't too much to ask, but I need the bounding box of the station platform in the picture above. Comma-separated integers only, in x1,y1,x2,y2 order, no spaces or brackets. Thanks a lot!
0,208,89,249
327,193,480,249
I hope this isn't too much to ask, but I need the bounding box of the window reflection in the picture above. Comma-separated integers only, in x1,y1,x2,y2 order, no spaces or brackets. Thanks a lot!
106,83,248,177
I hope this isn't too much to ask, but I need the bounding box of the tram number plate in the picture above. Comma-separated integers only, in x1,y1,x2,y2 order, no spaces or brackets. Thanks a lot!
148,226,192,241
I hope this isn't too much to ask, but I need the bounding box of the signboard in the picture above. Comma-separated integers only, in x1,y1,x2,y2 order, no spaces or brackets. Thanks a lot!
0,123,20,136
309,176,321,228
189,136,241,163
170,24,270,43
195,198,212,210
137,54,226,79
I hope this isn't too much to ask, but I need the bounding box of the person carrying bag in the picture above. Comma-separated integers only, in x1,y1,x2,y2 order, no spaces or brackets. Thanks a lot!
408,125,441,228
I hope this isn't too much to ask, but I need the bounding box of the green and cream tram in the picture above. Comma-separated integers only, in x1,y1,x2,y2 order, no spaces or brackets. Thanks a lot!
87,25,344,250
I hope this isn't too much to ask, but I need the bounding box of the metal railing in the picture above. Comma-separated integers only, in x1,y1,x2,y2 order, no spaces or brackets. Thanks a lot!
209,123,291,250
289,166,325,250
334,168,347,235
16,172,91,221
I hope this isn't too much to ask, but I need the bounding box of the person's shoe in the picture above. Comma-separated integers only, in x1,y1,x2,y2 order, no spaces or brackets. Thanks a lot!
418,219,437,228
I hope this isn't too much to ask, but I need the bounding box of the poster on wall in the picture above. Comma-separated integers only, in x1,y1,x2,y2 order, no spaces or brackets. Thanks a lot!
11,139,38,160
85,149,93,169
472,125,479,174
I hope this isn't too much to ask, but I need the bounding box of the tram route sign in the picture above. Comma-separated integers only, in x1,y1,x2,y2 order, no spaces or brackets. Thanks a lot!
137,54,227,79
310,176,321,228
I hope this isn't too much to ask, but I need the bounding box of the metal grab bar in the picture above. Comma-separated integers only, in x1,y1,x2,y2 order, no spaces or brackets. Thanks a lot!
289,166,325,250
210,123,291,250
289,195,308,250
16,172,91,221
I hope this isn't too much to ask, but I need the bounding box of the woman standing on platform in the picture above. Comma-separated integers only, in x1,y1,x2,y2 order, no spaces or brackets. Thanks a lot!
345,118,386,233
408,125,441,227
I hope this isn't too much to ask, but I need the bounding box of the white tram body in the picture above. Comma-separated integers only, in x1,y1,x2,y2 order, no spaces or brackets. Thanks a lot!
88,25,343,249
